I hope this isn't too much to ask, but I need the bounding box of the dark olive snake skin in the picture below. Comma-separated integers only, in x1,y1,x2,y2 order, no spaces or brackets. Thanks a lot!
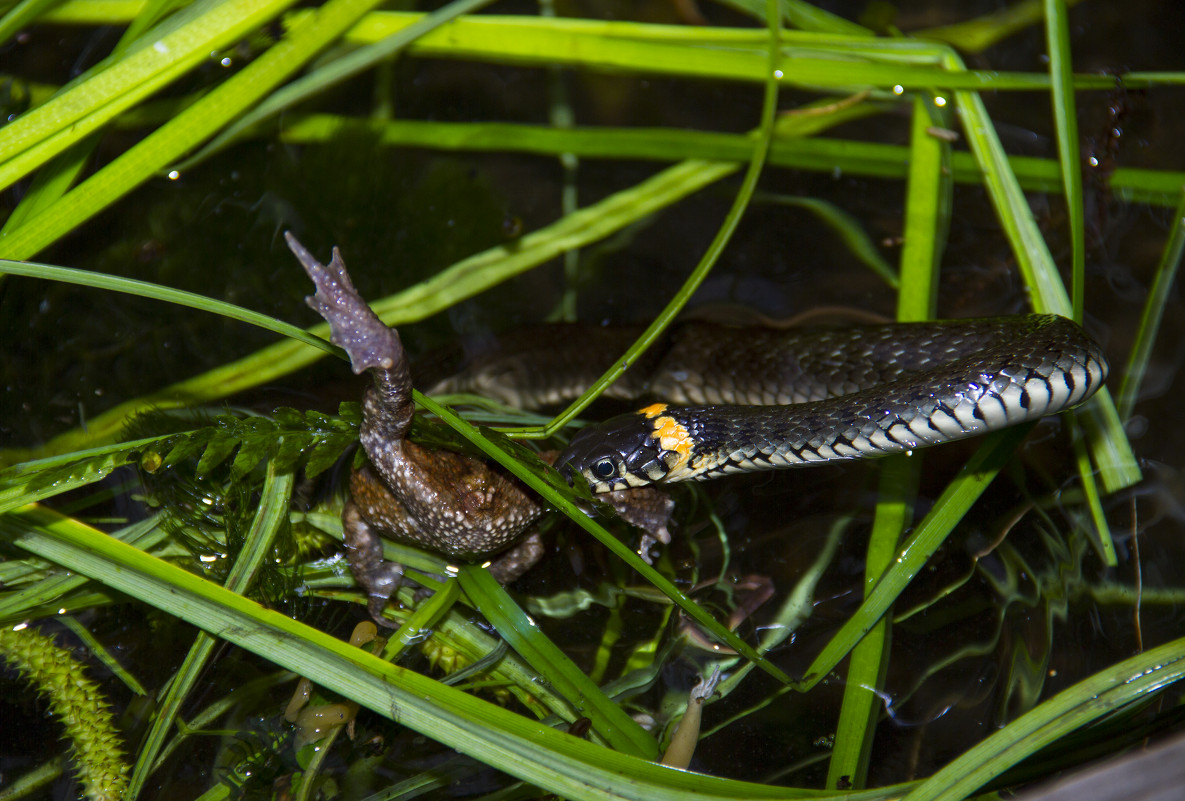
555,315,1108,493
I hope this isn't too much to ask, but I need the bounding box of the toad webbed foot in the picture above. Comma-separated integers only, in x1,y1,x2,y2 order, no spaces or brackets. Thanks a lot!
285,231,407,380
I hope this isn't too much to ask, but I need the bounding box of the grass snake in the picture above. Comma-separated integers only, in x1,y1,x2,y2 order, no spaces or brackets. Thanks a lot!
542,315,1108,493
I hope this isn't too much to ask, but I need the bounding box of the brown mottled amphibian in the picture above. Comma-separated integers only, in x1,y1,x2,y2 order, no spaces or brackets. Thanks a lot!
286,233,547,624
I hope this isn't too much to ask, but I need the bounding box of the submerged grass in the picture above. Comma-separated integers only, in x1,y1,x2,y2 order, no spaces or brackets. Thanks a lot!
1,1,1182,800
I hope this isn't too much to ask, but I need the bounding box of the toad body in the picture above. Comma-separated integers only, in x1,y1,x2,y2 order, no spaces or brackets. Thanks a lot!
286,233,546,624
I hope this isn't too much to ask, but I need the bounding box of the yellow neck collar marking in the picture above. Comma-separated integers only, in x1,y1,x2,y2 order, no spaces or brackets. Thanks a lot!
640,402,668,418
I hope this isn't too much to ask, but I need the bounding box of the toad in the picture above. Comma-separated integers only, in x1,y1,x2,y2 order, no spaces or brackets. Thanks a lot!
287,234,672,625
287,233,548,624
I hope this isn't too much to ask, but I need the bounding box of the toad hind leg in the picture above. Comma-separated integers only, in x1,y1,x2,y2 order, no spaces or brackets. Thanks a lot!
485,531,545,585
341,499,406,624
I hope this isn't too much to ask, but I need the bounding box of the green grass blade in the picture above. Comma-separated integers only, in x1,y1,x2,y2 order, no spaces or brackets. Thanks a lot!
0,438,168,513
919,0,1086,54
4,504,906,801
39,0,152,22
0,258,338,356
1071,420,1117,566
0,0,67,44
826,459,916,790
458,566,657,759
761,194,898,288
0,0,299,194
58,613,147,694
1043,0,1085,321
949,68,1068,315
946,49,1140,494
366,580,587,722
718,0,872,36
0,0,209,256
0,139,94,239
118,0,193,46
902,636,1185,801
128,464,294,799
827,95,946,788
1116,189,1185,420
1076,390,1143,494
283,10,1155,91
0,515,166,622
271,117,1185,207
778,0,870,35
897,94,951,321
0,434,172,487
800,424,1032,690
178,0,497,170
32,4,1184,95
0,0,386,262
502,6,784,438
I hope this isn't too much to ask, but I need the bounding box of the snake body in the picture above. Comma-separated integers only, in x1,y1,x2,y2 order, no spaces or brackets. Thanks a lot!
555,314,1108,493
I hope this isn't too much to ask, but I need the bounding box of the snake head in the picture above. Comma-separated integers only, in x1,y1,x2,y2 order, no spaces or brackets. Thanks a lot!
557,410,679,493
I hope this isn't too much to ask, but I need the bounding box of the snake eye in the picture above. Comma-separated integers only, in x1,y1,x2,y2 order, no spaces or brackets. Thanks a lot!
592,458,617,480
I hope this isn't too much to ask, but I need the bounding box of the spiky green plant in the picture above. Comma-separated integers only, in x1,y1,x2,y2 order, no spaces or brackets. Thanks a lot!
0,624,129,801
